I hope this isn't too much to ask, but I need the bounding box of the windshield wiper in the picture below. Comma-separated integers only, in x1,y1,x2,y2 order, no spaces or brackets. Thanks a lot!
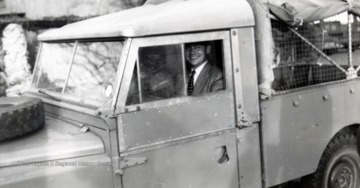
38,89,62,101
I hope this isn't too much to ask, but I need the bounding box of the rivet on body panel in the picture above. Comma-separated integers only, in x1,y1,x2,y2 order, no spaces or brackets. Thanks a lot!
350,89,355,94
232,31,237,36
323,95,329,101
293,101,299,107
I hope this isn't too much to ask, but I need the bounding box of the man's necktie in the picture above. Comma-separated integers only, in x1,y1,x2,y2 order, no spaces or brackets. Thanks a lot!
187,70,196,95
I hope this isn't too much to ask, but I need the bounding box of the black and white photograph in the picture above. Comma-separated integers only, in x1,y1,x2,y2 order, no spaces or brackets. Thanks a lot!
0,0,360,187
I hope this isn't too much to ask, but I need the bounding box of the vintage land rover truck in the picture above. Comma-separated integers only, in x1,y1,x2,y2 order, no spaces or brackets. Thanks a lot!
1,0,360,187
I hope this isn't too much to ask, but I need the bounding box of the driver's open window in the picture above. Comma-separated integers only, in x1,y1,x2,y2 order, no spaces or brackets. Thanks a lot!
126,40,224,105
126,44,186,105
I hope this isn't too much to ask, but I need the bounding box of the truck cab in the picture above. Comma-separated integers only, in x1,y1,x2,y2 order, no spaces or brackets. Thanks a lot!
1,0,360,187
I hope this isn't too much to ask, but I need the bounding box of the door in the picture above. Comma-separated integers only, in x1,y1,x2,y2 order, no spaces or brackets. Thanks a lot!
116,31,240,188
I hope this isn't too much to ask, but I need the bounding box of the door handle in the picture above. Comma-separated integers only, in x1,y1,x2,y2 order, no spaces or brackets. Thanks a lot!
215,146,229,164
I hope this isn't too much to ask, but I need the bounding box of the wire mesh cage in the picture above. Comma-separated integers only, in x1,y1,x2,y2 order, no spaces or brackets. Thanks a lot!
271,12,357,92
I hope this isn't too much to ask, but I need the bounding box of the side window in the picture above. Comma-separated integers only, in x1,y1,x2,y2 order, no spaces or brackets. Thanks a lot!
271,13,350,92
126,45,186,105
126,40,224,105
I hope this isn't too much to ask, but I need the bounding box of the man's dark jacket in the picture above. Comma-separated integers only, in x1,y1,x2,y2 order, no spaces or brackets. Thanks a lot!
192,63,224,95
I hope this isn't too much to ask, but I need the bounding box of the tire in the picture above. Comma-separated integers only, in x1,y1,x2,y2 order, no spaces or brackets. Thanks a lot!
0,97,45,141
301,133,360,188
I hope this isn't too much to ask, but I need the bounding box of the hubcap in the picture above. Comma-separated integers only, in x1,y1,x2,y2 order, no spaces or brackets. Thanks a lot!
329,156,359,188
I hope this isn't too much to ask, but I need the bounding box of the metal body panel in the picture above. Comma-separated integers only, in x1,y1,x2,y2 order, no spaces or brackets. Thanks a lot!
344,80,360,125
38,0,254,41
121,92,235,149
44,103,109,130
261,82,348,187
43,103,116,156
237,125,262,188
121,131,239,188
26,91,99,115
0,116,105,168
231,27,262,188
0,154,113,188
231,28,260,125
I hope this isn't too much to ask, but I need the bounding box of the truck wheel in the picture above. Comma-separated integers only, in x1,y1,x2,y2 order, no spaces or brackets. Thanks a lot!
0,97,45,141
301,134,360,188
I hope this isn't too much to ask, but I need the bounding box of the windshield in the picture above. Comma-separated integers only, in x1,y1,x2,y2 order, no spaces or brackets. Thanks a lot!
33,41,124,106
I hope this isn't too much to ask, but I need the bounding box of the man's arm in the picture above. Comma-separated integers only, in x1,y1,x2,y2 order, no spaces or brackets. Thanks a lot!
210,71,224,92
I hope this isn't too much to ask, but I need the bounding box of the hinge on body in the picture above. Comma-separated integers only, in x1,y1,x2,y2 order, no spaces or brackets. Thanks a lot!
113,157,147,175
237,108,253,128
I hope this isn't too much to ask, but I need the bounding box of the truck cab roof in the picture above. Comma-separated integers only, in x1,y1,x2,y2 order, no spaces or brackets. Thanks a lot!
38,0,254,41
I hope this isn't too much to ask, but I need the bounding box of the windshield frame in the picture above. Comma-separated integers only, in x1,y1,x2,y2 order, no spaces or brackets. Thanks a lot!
29,38,129,110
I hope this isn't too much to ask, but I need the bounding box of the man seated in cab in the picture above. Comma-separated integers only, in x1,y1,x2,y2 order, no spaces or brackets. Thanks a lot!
185,41,224,96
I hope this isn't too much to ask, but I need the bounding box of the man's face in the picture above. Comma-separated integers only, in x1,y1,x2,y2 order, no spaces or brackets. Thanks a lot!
185,44,210,68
